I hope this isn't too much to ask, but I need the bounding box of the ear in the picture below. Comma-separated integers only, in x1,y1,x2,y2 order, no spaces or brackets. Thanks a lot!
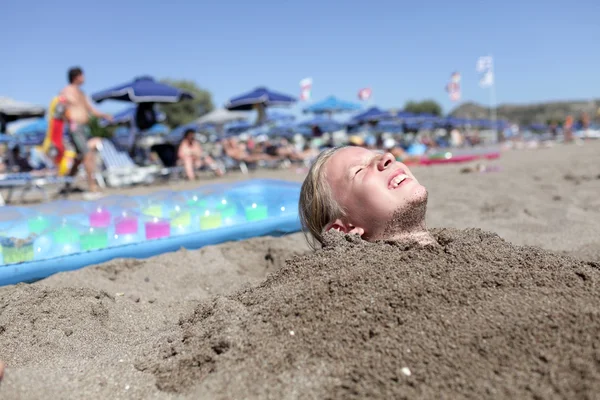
327,219,365,236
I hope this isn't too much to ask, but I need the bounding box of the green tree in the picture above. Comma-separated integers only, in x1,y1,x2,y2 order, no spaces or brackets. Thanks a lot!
88,116,114,138
403,100,443,116
159,79,214,127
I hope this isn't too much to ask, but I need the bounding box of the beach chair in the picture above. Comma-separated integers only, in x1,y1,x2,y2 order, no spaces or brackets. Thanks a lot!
96,139,160,187
0,172,74,205
220,155,249,174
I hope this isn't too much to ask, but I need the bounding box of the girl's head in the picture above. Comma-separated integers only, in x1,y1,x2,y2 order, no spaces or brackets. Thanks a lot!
299,146,428,247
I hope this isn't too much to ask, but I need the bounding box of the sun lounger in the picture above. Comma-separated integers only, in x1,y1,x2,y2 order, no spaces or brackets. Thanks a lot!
0,172,74,205
220,156,249,174
97,139,163,187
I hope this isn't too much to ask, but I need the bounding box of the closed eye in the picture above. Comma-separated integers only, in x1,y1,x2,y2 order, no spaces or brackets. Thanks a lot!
354,168,363,176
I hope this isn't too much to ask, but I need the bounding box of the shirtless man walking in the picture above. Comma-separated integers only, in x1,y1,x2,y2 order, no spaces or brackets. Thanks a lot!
60,67,112,197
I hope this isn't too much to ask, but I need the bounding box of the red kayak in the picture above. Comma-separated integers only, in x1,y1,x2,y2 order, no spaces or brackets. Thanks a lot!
401,151,501,166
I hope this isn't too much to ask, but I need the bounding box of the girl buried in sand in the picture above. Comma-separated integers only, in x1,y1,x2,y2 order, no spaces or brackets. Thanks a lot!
299,146,435,246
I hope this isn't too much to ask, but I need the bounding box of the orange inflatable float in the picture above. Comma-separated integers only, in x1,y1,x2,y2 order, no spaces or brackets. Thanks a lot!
41,96,76,175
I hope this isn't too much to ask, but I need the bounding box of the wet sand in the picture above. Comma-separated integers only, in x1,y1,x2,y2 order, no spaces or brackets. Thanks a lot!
0,141,599,399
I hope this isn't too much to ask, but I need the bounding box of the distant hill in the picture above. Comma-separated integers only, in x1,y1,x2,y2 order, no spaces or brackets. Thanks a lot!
449,99,600,125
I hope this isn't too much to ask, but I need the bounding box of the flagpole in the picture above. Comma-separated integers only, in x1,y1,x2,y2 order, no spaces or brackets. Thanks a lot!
489,54,498,141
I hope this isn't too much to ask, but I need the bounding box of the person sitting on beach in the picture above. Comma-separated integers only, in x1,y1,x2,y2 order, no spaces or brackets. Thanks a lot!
177,128,223,180
299,146,435,247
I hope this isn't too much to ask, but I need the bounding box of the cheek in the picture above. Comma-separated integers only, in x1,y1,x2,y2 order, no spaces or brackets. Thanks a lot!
357,180,397,213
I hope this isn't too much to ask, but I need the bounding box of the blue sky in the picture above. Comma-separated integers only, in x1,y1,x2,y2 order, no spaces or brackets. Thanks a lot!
2,0,598,119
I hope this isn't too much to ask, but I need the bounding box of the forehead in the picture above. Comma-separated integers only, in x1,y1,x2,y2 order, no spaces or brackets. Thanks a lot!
325,147,374,179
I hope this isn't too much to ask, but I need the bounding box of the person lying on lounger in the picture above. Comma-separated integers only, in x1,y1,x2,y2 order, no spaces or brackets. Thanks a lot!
222,137,278,164
299,146,435,247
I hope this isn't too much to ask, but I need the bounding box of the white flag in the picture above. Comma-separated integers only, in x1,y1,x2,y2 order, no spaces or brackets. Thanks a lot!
476,56,493,73
479,71,494,88
476,56,494,88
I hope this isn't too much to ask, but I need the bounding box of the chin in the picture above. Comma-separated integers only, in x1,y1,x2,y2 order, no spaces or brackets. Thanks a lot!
413,184,428,202
377,186,429,240
404,182,428,206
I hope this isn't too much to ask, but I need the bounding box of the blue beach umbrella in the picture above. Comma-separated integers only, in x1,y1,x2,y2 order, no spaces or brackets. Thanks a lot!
266,111,296,124
92,76,194,104
376,120,405,133
298,116,343,132
14,118,47,136
267,121,301,137
303,96,361,116
225,87,296,125
226,87,297,111
146,124,170,135
437,117,468,128
0,135,14,144
529,123,548,132
351,107,388,123
13,118,49,146
386,110,416,119
225,120,253,135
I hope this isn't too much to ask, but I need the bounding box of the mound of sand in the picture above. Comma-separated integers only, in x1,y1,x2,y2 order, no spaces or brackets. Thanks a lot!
140,228,600,399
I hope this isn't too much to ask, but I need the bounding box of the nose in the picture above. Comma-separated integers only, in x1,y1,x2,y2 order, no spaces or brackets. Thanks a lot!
377,152,395,171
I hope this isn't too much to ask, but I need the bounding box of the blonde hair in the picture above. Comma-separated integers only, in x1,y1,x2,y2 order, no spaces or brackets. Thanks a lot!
298,147,346,249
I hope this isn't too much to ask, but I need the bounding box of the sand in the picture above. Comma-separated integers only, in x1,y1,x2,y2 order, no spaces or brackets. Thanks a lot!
142,229,600,399
0,141,599,399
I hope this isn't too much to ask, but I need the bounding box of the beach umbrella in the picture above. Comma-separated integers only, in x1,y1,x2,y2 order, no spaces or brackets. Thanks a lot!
298,116,343,132
472,119,493,129
101,105,166,127
195,108,248,134
414,112,437,119
91,76,194,104
0,135,14,144
303,96,361,117
14,118,48,136
402,119,423,132
376,120,405,133
383,110,417,120
351,107,388,123
437,117,467,128
146,124,170,135
529,123,548,132
266,111,296,124
224,120,253,135
267,120,301,138
397,111,418,119
0,97,46,133
225,87,296,125
196,108,248,125
0,97,46,122
4,118,48,146
496,120,509,130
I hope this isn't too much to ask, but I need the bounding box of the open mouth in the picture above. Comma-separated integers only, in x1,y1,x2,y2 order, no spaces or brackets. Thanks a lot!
388,170,410,189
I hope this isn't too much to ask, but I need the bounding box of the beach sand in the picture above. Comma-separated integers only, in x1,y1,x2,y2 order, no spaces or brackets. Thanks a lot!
0,141,599,399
